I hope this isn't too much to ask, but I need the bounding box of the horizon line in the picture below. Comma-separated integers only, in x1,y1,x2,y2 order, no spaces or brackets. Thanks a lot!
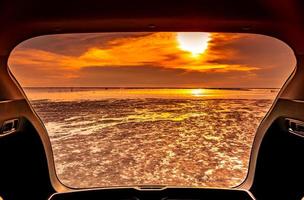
23,86,280,90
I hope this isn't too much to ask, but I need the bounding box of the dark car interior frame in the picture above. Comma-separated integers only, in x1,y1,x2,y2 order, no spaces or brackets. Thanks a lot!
0,0,304,199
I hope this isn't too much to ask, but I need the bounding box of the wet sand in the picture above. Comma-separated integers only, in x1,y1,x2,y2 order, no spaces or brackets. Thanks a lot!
31,98,272,188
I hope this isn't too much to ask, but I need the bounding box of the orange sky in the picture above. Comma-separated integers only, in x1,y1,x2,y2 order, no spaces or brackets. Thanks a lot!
8,32,296,88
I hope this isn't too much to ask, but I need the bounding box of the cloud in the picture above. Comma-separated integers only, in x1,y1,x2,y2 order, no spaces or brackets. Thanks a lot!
11,33,259,71
55,65,261,88
17,32,152,56
8,32,295,88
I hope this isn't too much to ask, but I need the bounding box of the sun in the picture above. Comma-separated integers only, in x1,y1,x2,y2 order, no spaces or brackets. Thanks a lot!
177,32,210,57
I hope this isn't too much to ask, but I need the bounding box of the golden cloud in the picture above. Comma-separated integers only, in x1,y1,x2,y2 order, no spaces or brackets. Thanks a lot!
9,32,258,73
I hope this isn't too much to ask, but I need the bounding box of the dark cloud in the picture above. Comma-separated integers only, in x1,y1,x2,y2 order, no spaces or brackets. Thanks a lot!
206,33,296,69
67,65,260,88
18,32,153,56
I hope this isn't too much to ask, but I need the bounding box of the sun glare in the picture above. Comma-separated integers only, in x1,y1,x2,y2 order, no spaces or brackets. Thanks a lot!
191,89,205,96
177,32,210,57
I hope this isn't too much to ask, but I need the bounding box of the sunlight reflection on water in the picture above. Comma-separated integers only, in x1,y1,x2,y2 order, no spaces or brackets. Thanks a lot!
25,88,279,101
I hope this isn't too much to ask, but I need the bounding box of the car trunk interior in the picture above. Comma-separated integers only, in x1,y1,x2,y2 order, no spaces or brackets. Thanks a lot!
1,0,304,199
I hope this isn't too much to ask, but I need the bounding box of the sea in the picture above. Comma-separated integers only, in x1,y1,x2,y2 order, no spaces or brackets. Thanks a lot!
24,87,278,188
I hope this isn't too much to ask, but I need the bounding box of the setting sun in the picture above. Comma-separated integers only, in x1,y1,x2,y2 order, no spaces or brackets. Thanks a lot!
177,32,210,56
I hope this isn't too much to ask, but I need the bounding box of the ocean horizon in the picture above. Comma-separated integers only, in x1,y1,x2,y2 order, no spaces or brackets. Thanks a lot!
24,87,279,101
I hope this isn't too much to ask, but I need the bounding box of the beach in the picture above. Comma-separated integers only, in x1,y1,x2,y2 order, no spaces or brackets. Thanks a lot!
26,88,276,188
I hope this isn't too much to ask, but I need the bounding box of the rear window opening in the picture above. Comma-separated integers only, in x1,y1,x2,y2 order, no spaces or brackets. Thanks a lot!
8,32,296,188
